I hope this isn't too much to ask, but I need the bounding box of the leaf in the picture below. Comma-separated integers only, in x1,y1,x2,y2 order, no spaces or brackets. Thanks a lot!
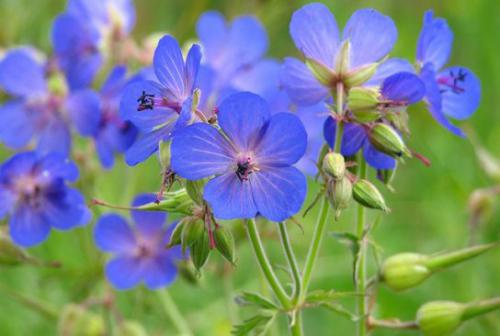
306,289,361,304
330,232,360,257
234,292,278,310
231,313,275,336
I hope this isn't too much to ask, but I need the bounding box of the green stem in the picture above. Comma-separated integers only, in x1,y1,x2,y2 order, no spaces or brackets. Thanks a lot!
301,197,330,297
158,289,193,336
0,282,58,320
290,311,304,336
245,219,291,310
463,297,500,321
278,221,302,303
356,158,367,336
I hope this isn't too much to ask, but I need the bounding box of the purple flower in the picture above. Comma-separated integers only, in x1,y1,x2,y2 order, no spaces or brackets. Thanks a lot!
94,194,182,290
281,3,397,106
0,48,100,156
417,10,481,137
171,92,307,222
0,152,90,247
120,35,202,166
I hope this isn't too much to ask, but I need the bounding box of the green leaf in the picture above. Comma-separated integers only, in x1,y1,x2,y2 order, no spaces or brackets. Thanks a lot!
234,292,278,310
231,313,275,336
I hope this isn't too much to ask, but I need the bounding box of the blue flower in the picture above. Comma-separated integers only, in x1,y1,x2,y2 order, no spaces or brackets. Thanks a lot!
94,194,182,290
0,48,100,156
52,0,135,89
324,72,424,170
120,35,202,166
416,10,481,137
171,92,307,222
0,152,90,247
281,3,397,106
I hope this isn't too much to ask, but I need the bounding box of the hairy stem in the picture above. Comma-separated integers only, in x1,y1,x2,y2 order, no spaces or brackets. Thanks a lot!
245,219,291,310
158,289,193,336
356,158,368,336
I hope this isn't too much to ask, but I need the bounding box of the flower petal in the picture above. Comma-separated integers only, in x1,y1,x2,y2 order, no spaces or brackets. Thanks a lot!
44,188,90,230
101,65,128,96
36,153,79,182
94,214,136,253
255,113,307,166
365,58,414,86
217,92,270,151
323,118,366,156
226,15,269,67
171,123,234,180
0,188,15,219
0,152,37,182
343,9,397,69
153,35,186,102
105,256,144,290
363,142,396,170
125,127,170,166
204,173,257,220
185,44,202,93
66,89,101,136
281,57,329,106
251,167,306,222
196,11,227,64
143,254,178,289
416,10,453,70
131,194,167,238
9,205,51,247
290,3,339,68
381,72,426,104
37,118,72,157
0,100,35,149
0,48,47,97
438,66,481,120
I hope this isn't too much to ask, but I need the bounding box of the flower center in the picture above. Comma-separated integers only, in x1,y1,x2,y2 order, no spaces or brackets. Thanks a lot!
136,91,181,113
437,69,467,94
15,175,43,207
135,241,155,259
235,157,259,182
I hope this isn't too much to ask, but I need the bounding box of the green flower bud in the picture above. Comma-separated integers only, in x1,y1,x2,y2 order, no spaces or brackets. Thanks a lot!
322,152,345,180
417,301,466,336
191,231,210,271
214,226,236,264
347,87,380,122
137,188,194,215
0,234,29,266
343,62,379,87
185,179,205,205
368,123,411,158
114,321,148,336
305,58,336,86
381,253,431,291
181,219,205,253
352,179,389,212
167,219,184,248
334,40,351,75
327,176,352,220
58,304,106,336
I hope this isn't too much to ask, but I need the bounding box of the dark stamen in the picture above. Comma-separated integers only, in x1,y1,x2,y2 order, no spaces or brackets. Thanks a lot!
137,91,155,111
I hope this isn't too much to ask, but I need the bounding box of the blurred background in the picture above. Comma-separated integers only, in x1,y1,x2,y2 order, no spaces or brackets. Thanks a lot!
0,0,499,335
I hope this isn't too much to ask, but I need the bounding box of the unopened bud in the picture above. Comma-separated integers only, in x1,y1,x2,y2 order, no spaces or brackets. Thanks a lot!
305,58,335,86
137,188,194,215
0,234,28,266
214,226,236,264
327,177,352,220
344,62,379,88
167,220,184,248
347,87,379,117
353,179,389,212
322,152,345,180
58,304,106,336
114,321,148,336
191,231,210,271
185,180,205,205
381,253,431,291
468,187,497,225
334,40,351,75
416,301,466,336
369,123,411,158
181,219,205,253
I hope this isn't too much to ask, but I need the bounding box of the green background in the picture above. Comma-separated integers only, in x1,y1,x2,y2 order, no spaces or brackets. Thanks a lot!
0,0,499,335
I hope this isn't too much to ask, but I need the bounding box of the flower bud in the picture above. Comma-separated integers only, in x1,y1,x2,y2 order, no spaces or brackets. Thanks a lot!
185,179,205,205
305,58,335,86
368,123,411,158
181,219,205,253
352,179,389,212
347,87,381,122
58,304,106,336
322,152,345,180
114,321,148,336
214,226,236,264
468,187,497,225
416,301,466,336
344,62,379,87
0,234,29,266
137,188,194,215
167,219,184,248
327,177,352,219
191,231,210,271
380,253,431,291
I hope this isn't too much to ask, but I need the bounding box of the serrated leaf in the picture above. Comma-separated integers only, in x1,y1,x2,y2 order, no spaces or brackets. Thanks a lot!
231,313,274,336
234,292,278,310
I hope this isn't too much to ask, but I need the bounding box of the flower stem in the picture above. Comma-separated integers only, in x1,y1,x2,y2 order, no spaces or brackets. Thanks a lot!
290,311,304,336
356,158,368,336
245,219,291,310
463,297,500,321
158,289,193,336
301,197,330,297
